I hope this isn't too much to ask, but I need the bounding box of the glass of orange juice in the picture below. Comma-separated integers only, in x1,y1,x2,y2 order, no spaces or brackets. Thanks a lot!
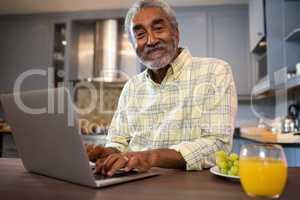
239,143,288,198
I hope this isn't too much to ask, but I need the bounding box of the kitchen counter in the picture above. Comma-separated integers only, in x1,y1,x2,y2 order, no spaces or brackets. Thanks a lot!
0,158,299,200
239,127,300,144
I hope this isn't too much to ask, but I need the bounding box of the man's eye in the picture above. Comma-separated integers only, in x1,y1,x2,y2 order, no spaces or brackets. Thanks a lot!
135,32,146,39
154,26,164,32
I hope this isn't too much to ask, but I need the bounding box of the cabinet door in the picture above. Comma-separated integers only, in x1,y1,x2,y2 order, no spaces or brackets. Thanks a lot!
249,0,265,51
177,12,208,57
0,20,52,93
208,10,253,96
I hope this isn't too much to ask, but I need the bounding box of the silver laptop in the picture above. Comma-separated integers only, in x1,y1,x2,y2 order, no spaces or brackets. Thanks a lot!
0,87,159,188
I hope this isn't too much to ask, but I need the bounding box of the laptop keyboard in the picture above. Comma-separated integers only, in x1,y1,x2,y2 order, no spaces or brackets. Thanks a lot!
93,170,139,180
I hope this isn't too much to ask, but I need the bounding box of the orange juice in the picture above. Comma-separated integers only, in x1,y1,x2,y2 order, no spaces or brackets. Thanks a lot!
239,157,287,197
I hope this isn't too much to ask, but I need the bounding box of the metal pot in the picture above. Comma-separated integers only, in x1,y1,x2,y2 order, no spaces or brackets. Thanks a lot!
281,116,295,133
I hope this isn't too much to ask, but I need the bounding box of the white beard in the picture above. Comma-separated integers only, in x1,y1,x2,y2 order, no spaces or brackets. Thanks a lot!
138,52,173,70
137,37,178,70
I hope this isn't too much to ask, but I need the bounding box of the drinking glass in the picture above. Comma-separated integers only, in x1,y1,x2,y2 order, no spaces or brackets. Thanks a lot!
239,143,288,198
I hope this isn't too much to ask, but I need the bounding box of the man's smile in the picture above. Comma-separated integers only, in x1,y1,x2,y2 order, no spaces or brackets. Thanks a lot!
146,47,165,59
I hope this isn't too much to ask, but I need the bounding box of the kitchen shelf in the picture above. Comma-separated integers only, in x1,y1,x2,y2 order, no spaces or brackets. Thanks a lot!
285,28,300,41
286,75,300,89
274,75,300,91
252,77,273,97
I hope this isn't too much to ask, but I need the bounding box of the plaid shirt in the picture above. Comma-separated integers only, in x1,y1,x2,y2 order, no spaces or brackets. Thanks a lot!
106,48,237,170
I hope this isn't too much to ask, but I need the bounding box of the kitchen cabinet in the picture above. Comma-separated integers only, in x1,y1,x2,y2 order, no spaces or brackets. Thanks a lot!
208,8,253,96
274,0,300,117
249,0,265,52
177,12,208,57
0,133,18,158
0,19,52,93
283,0,300,73
250,0,300,93
249,0,285,98
249,0,300,116
265,0,285,83
176,6,253,97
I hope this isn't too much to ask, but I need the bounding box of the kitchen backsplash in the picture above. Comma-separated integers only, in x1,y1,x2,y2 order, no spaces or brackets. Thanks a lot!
75,81,125,128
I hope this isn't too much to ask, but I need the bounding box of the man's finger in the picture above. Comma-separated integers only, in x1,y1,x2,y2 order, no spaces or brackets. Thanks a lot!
85,144,94,153
137,161,151,172
95,157,106,173
125,156,138,171
107,157,128,176
127,156,150,172
88,146,105,161
102,155,119,175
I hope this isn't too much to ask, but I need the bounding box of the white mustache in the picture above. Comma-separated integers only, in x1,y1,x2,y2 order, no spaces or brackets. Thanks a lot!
145,42,166,54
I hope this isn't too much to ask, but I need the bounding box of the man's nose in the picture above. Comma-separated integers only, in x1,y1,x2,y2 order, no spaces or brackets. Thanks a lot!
146,31,158,46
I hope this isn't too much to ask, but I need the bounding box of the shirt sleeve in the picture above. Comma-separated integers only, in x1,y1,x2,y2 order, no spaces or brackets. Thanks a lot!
105,80,132,153
169,60,238,171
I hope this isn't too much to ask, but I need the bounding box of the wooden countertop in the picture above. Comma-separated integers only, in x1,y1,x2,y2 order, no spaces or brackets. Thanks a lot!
240,127,300,144
0,123,11,134
0,158,299,200
0,130,11,134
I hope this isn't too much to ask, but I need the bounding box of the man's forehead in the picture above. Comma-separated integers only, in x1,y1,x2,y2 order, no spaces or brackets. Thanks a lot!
132,7,169,27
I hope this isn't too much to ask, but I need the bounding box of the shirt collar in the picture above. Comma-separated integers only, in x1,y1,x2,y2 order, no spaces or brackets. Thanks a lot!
145,48,192,83
169,48,192,78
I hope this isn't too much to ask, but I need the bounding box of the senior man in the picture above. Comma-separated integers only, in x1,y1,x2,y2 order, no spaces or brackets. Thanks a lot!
88,0,237,176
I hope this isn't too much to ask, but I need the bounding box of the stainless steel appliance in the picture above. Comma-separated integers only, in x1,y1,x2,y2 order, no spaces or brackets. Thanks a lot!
75,19,137,83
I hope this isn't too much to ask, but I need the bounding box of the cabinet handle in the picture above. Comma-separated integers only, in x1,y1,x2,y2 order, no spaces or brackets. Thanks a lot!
257,32,263,36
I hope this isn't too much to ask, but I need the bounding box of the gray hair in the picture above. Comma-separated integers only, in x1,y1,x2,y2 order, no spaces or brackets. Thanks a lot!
125,0,178,44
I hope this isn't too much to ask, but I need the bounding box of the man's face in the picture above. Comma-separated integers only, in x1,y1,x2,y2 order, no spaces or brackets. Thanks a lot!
131,7,179,70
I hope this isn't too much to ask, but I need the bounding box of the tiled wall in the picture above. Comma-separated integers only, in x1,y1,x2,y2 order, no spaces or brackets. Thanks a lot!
75,81,124,126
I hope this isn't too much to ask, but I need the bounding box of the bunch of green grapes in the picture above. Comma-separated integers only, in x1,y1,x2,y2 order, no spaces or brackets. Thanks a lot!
215,151,239,176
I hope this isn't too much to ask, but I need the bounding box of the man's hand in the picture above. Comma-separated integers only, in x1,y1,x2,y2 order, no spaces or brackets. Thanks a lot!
86,144,119,162
94,149,186,176
95,151,154,176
